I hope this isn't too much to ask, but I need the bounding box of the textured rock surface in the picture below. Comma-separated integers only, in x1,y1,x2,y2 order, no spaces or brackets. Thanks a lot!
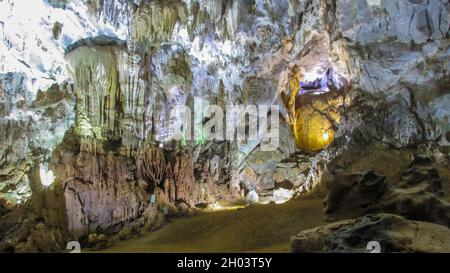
52,140,153,237
0,0,449,252
49,131,233,237
0,207,67,253
325,154,450,226
331,0,450,148
291,213,450,253
0,0,122,206
0,164,71,253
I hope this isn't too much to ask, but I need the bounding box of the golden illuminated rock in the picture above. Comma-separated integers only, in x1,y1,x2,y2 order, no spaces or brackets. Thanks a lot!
294,106,334,151
292,94,343,152
280,61,345,152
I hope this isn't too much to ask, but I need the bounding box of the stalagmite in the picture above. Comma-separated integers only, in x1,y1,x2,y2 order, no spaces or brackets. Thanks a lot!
0,0,449,254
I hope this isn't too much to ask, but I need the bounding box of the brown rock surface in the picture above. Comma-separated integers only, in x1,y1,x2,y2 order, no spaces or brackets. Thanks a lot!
324,155,450,226
291,213,450,253
0,208,67,253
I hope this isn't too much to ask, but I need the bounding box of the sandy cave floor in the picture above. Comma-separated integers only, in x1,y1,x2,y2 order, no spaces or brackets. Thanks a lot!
87,162,450,253
92,198,324,253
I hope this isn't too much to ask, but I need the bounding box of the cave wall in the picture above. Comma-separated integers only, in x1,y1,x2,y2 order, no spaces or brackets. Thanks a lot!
329,0,450,148
0,0,449,244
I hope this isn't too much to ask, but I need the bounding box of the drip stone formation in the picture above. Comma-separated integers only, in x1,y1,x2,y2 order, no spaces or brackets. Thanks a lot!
0,0,449,255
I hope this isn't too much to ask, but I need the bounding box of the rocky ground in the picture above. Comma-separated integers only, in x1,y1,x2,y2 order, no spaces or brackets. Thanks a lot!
290,145,450,253
91,145,450,253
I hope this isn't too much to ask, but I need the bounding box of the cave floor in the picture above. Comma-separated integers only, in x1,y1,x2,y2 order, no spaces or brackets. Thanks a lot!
91,163,450,253
94,198,324,253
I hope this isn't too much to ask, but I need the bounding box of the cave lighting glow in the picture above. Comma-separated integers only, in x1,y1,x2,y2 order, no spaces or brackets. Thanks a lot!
272,188,294,204
39,164,56,187
209,202,242,211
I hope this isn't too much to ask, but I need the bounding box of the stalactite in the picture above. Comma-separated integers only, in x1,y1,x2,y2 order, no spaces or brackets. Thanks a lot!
68,47,121,139
132,1,184,50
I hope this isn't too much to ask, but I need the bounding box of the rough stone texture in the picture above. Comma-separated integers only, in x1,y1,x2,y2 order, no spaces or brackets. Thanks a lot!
0,0,103,206
0,207,67,253
0,164,71,253
0,0,449,252
291,213,450,253
52,141,152,238
0,79,74,207
1,0,448,203
331,0,450,147
325,155,450,226
48,131,233,238
292,89,345,151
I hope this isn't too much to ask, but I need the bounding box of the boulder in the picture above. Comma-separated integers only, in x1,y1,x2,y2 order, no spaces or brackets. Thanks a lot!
291,213,450,253
118,227,133,241
0,208,67,253
325,155,450,226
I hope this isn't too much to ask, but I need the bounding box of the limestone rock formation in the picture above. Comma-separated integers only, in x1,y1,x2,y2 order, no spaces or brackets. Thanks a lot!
0,163,71,253
0,207,67,253
291,213,450,253
324,154,450,226
0,0,449,252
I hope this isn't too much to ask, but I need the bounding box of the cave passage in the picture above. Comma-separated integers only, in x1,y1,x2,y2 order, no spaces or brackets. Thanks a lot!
1,0,450,255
